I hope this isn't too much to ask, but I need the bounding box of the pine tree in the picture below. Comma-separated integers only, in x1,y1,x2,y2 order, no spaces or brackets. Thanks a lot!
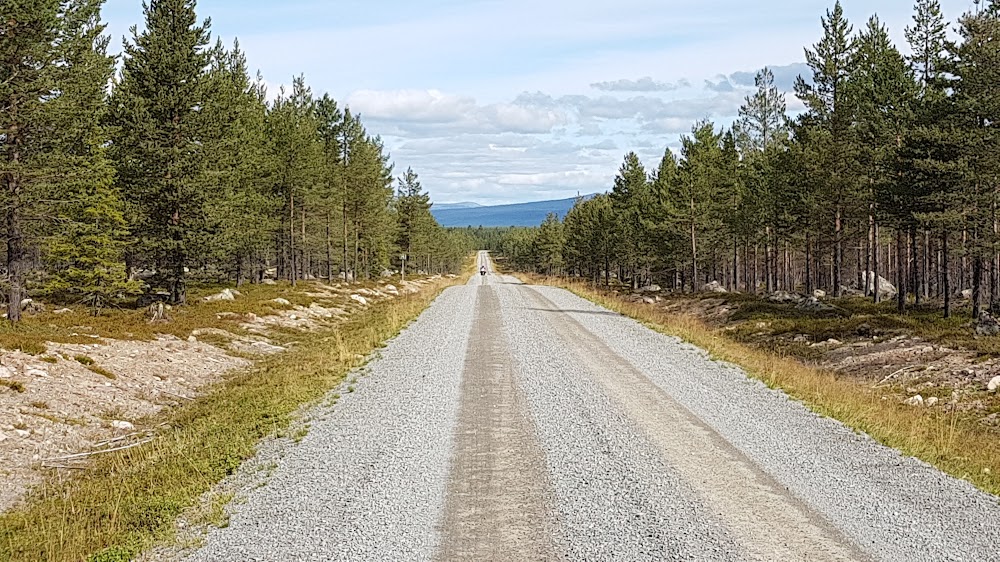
109,0,212,304
852,16,916,311
795,0,858,296
951,5,1000,318
609,152,652,288
1,0,64,322
43,0,140,313
394,167,433,278
201,41,277,286
676,121,725,291
267,76,323,285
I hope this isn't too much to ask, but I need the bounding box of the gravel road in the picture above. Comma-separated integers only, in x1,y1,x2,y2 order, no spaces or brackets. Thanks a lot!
185,251,1000,561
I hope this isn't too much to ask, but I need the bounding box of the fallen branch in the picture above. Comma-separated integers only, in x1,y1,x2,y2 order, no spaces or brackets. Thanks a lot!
160,389,194,401
873,365,923,388
40,437,154,463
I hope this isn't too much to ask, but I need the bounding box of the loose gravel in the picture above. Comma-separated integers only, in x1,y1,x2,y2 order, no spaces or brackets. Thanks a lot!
530,284,1000,562
184,282,477,562
181,254,1000,562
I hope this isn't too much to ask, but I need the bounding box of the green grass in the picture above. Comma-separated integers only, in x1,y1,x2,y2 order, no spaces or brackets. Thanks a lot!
0,273,466,562
73,355,95,366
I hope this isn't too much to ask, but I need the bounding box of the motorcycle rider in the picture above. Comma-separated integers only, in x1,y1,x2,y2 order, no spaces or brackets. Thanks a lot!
480,265,487,276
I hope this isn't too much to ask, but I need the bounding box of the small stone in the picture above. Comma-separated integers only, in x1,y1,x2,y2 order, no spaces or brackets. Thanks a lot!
187,335,197,343
272,298,292,306
53,308,72,314
350,294,368,306
926,397,940,407
642,296,656,305
904,395,924,407
111,420,135,431
988,375,1000,392
26,368,48,378
14,429,30,438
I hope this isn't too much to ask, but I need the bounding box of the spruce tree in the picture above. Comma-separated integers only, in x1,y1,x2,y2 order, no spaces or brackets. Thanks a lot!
43,0,140,313
109,0,212,304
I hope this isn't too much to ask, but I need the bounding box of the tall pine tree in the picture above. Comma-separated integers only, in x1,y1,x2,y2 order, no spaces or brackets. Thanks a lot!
109,0,211,304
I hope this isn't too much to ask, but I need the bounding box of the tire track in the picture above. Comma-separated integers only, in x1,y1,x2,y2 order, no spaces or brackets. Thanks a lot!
520,285,867,562
436,284,560,561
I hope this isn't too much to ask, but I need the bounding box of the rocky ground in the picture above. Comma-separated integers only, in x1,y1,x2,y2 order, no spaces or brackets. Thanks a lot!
618,287,1000,427
0,277,444,513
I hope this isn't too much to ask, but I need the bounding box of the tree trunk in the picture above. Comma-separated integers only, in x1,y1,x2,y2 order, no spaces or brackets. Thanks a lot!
690,197,697,293
805,234,813,296
290,192,297,287
873,220,881,304
834,204,842,297
896,228,906,314
326,213,333,282
943,231,951,319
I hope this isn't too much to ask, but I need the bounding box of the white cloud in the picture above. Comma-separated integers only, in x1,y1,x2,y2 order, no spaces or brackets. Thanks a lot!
590,77,691,92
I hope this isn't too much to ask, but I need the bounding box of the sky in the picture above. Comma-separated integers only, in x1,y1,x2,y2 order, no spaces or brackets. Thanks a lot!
102,0,976,205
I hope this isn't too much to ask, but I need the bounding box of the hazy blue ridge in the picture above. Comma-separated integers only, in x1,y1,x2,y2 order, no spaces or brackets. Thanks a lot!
433,195,595,227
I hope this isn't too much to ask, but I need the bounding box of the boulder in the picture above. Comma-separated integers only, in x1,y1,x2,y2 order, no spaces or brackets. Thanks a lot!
812,289,827,299
272,298,292,306
53,308,72,315
795,296,834,312
261,278,277,285
988,375,1000,392
204,288,237,302
976,311,1000,336
926,396,940,407
768,290,802,304
642,296,656,305
111,420,135,431
384,284,399,295
702,281,727,293
350,294,368,306
904,395,924,407
863,272,897,297
639,284,662,293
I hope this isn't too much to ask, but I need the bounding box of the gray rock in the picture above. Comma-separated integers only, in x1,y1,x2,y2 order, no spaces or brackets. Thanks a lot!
272,298,292,306
904,395,924,407
863,272,897,298
813,289,827,299
639,284,662,293
975,311,1000,336
204,288,237,302
988,375,1000,392
768,291,803,304
795,296,834,312
111,420,135,431
702,281,727,293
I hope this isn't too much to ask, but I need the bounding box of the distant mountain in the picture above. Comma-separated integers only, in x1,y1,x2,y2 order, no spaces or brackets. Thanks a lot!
432,195,593,228
434,202,483,210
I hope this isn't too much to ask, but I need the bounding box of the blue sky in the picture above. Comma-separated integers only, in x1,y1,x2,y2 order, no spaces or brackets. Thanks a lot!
103,0,975,205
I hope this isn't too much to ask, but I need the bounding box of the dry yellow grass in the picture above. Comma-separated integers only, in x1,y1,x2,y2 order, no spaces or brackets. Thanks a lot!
529,275,1000,497
0,273,468,562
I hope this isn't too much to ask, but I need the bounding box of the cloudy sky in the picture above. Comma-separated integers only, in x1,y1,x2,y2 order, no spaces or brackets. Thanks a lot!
103,0,974,205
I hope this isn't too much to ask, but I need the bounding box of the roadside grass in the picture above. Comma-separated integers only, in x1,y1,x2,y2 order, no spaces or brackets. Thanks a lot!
0,274,464,562
529,275,1000,497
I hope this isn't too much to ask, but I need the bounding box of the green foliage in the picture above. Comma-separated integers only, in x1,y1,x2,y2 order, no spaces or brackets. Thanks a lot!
109,0,213,304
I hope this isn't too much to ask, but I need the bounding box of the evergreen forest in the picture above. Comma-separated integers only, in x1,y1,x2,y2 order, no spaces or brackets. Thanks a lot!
490,0,1000,319
1,0,470,321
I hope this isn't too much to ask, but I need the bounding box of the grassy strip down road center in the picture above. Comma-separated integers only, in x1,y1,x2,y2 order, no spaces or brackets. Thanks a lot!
0,274,465,562
528,275,1000,498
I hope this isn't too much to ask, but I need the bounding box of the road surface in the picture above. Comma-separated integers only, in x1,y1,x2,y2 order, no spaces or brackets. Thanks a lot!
185,251,1000,561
